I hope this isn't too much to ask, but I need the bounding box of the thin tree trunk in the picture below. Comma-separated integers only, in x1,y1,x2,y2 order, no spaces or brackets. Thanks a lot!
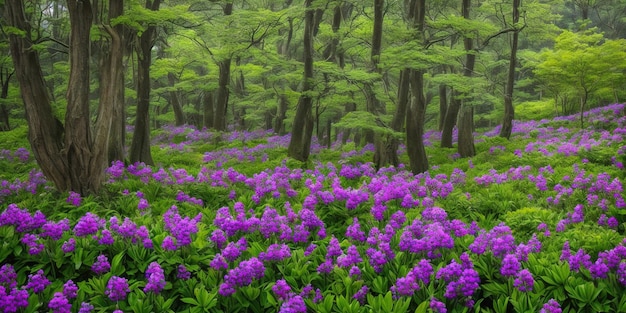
456,0,476,158
0,69,13,131
441,94,460,148
287,0,315,162
438,84,447,131
499,0,520,139
203,91,214,129
275,94,288,134
214,59,231,131
168,73,185,126
213,3,233,131
130,0,160,165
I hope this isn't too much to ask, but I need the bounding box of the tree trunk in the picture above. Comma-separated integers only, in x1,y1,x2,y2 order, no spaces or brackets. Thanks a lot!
274,94,288,134
0,69,13,131
129,0,161,165
7,0,121,195
106,0,126,163
203,91,214,129
287,0,315,162
441,94,460,148
168,73,185,126
458,105,475,157
65,0,96,194
214,58,231,131
438,84,447,131
456,0,476,157
405,0,429,174
213,3,234,131
499,0,520,139
5,0,68,190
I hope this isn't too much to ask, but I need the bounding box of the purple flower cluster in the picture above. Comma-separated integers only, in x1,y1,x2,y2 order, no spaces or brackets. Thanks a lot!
25,269,50,293
218,257,266,296
540,299,562,313
259,243,292,262
92,254,111,275
106,276,130,302
48,292,71,313
390,259,433,298
0,204,46,232
436,254,480,302
162,205,202,250
73,212,105,237
144,262,166,294
0,265,29,313
469,223,516,258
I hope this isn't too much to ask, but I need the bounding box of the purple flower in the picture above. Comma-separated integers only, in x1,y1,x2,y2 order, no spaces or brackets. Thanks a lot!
540,299,562,313
346,217,366,242
92,254,111,275
513,269,534,292
63,280,78,299
98,229,115,245
61,238,76,253
161,236,177,251
218,257,265,296
41,219,70,240
353,285,369,305
144,262,166,294
66,191,82,207
25,269,50,293
78,302,94,313
223,241,243,262
500,254,520,277
279,295,307,313
0,264,17,288
210,254,228,271
177,265,191,280
21,233,44,255
272,279,292,300
430,298,447,313
138,198,149,211
0,287,29,312
259,243,292,262
48,292,71,313
74,212,104,237
106,276,130,301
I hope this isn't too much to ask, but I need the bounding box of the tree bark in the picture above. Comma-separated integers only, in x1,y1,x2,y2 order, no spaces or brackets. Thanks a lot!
213,3,234,131
287,0,315,162
129,0,161,165
456,0,476,158
441,94,460,148
438,84,447,131
202,91,215,129
404,0,429,174
106,0,126,163
65,0,96,193
5,0,67,190
0,69,13,131
499,0,520,139
168,73,185,126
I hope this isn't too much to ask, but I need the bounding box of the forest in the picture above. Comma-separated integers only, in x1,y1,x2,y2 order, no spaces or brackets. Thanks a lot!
0,0,626,312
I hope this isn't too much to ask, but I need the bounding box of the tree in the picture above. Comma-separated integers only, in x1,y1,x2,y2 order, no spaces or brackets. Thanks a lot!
499,0,523,139
5,0,121,194
287,0,315,162
533,29,626,127
405,0,429,174
129,0,162,165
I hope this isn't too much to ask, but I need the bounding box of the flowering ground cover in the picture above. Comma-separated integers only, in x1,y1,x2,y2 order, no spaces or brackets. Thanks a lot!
0,104,625,313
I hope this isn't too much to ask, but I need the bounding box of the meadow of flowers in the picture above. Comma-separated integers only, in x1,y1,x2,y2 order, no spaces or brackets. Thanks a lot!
0,103,625,313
